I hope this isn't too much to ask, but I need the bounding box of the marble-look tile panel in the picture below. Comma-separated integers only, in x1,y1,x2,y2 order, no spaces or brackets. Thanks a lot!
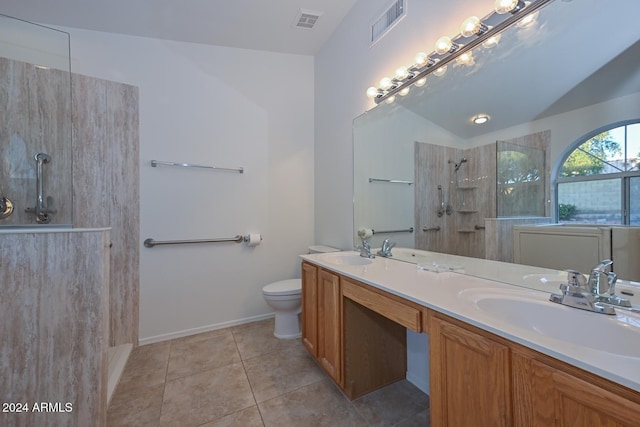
72,73,140,347
0,230,110,426
1,57,73,226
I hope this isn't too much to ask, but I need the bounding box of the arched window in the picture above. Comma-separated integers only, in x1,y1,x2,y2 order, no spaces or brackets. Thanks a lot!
556,121,640,224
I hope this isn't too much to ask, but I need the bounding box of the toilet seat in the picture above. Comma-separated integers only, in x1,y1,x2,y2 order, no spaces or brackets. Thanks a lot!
263,279,301,296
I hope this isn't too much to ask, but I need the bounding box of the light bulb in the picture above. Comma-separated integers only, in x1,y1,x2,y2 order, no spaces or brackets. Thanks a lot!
366,86,380,99
414,52,429,66
433,64,447,77
414,77,427,87
395,66,409,80
495,0,524,14
385,95,396,104
472,114,490,124
435,36,458,55
460,16,487,37
456,51,474,66
399,87,410,96
517,10,539,28
482,33,501,48
379,77,392,90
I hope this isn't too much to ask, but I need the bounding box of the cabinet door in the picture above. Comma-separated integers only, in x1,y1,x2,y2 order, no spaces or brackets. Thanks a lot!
527,359,640,426
430,315,511,427
318,268,342,386
301,262,318,357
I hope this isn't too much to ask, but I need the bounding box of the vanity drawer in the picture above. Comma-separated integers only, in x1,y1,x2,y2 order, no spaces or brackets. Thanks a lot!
342,278,422,332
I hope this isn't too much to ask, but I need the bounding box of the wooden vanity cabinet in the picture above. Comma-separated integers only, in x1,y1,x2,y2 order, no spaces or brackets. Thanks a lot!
430,313,512,426
301,261,319,357
301,262,343,386
430,312,640,427
513,350,640,427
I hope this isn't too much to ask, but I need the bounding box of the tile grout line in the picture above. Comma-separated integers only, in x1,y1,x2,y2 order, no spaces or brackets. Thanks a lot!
232,328,267,426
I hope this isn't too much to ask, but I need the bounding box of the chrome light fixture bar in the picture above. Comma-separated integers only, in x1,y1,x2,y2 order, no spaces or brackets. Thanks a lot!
370,0,555,104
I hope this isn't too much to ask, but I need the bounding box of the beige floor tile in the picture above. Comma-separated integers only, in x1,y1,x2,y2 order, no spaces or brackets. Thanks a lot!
258,379,368,427
166,332,240,380
395,408,430,427
232,320,300,360
170,327,231,346
107,383,164,426
199,406,264,427
352,380,428,427
159,362,255,426
243,344,326,403
117,341,170,392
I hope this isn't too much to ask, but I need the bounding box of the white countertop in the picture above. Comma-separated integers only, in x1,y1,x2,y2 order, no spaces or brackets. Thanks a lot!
301,251,640,393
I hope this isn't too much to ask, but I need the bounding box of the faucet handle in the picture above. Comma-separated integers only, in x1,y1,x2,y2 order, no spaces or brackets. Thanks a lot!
607,271,618,295
566,270,587,289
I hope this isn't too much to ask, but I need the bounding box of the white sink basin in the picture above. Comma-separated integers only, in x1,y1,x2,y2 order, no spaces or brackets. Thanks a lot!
461,287,640,358
317,252,373,266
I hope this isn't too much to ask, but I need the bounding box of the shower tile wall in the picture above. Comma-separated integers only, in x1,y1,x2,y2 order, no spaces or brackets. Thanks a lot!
0,57,73,225
415,142,459,255
414,142,496,259
72,73,140,347
0,229,110,427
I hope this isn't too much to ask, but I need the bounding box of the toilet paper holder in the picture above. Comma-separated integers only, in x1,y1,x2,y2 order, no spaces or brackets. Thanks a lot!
144,233,262,248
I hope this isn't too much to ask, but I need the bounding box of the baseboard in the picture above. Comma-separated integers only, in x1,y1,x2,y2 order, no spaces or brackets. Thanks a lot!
406,370,430,395
138,312,275,345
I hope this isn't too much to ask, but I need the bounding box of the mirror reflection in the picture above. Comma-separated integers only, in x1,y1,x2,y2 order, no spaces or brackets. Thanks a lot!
353,0,640,285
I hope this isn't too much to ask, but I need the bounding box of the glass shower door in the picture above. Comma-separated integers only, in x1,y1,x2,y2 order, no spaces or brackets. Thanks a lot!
0,14,72,226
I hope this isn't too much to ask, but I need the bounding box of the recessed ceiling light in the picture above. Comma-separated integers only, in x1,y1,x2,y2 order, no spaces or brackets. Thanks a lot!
472,114,490,124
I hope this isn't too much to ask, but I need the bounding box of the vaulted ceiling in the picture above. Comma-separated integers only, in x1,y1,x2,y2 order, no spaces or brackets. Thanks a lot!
0,0,358,55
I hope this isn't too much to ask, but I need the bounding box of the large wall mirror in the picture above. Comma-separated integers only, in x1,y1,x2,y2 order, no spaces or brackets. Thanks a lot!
353,0,640,284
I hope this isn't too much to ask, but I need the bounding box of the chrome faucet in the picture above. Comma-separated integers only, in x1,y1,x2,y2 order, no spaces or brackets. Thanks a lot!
377,238,396,257
550,259,633,314
356,238,375,259
587,259,631,308
549,269,616,315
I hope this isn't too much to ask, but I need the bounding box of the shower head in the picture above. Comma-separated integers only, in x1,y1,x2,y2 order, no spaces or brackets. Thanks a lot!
454,157,467,172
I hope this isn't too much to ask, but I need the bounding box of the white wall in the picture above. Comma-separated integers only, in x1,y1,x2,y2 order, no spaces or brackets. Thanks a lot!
63,28,315,343
314,0,489,250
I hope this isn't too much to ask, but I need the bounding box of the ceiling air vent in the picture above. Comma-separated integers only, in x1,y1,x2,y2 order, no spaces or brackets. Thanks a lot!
371,0,406,45
294,9,323,30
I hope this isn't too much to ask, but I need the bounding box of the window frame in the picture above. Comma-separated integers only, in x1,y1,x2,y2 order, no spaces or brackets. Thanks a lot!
554,119,640,225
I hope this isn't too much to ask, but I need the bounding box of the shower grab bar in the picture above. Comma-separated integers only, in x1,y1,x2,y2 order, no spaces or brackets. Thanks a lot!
372,227,414,234
144,235,246,248
151,160,244,173
422,226,441,231
474,225,486,230
368,178,413,185
437,185,445,217
25,152,56,224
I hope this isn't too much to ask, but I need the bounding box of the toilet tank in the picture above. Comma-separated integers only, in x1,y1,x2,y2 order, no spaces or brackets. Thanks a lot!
308,245,340,254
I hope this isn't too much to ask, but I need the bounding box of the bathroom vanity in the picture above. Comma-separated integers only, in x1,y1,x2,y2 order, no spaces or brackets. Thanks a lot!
300,252,640,426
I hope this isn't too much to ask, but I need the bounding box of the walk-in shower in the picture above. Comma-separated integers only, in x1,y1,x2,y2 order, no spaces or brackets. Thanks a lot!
1,14,72,226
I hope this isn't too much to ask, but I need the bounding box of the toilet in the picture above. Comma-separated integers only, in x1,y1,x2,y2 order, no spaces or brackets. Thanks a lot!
262,245,339,339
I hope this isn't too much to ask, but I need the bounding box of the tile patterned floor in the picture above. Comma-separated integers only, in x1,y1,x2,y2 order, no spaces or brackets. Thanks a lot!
107,318,430,426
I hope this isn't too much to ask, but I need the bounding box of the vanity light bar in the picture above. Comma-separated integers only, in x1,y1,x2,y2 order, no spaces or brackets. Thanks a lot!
368,0,555,104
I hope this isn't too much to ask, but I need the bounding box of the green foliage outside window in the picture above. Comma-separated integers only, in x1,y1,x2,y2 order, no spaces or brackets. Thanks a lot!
560,131,621,177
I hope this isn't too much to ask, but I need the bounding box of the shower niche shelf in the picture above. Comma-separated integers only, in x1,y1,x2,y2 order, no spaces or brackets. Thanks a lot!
456,185,478,190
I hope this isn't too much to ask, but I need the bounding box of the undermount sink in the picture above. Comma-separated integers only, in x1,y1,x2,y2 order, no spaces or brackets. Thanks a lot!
460,287,640,358
317,252,373,266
